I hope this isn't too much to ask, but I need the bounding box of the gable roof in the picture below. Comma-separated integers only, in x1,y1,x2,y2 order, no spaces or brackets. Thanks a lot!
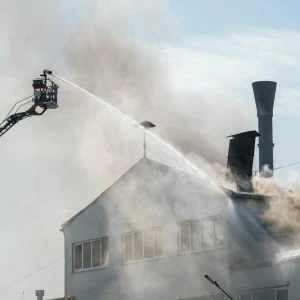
61,157,141,230
61,156,300,268
61,157,213,230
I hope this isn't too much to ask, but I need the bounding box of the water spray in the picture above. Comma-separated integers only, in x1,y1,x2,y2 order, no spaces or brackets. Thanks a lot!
204,275,233,300
49,71,212,183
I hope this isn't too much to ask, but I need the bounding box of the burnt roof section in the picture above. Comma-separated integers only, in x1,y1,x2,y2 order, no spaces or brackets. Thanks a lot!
223,187,300,270
224,187,280,270
221,187,269,201
227,130,260,139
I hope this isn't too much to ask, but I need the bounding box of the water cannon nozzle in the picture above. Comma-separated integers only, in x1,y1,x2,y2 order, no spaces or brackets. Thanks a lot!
43,69,52,75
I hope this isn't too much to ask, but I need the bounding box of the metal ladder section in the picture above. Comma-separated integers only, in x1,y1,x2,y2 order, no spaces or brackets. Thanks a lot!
0,111,32,137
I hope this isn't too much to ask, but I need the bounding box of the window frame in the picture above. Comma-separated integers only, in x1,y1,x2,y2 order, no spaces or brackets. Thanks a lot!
73,236,109,273
122,226,163,264
238,286,289,300
179,294,224,300
178,215,224,255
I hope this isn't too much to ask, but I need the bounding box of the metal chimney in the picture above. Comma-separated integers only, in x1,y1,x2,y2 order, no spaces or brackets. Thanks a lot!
36,290,44,300
252,81,277,177
140,120,156,158
226,130,260,192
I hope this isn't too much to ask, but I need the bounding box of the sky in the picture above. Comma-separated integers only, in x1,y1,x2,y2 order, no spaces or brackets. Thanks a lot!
171,0,300,34
170,0,300,179
1,0,300,299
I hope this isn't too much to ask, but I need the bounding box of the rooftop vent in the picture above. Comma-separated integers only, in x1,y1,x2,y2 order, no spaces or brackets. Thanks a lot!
252,81,277,177
226,130,260,192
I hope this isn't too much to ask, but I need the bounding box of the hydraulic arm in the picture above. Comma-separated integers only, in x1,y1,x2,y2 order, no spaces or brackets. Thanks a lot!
0,70,58,137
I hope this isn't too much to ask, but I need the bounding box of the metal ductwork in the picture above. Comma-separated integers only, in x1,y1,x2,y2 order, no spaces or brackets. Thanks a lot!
36,290,44,300
226,130,260,192
252,81,277,177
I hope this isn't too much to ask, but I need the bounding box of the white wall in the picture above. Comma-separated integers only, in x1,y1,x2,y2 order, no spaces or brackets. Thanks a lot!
63,159,231,300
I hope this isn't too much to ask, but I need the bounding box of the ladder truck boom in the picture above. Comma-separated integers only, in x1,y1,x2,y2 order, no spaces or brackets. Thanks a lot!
0,70,58,137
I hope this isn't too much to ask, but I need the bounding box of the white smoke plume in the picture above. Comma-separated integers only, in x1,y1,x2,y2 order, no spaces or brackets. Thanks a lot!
250,170,300,248
63,0,252,166
1,0,300,299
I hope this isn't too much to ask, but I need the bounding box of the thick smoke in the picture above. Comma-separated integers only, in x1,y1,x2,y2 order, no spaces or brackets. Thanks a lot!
251,172,300,248
2,0,299,299
49,3,300,300
63,0,251,167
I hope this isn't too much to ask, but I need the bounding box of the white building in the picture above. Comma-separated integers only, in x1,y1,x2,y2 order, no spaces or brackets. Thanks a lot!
62,157,297,300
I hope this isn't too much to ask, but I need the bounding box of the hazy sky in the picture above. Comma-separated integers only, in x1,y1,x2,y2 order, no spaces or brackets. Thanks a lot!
171,0,300,179
171,0,300,34
1,1,300,299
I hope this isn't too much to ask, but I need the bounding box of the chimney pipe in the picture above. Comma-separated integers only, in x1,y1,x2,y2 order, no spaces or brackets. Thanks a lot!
226,130,260,192
252,81,277,177
35,290,44,300
140,120,156,158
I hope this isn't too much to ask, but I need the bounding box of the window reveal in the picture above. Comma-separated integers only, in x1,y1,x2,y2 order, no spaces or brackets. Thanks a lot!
74,244,82,270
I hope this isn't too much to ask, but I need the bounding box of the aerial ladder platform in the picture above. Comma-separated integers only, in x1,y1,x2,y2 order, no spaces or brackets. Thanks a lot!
0,69,58,137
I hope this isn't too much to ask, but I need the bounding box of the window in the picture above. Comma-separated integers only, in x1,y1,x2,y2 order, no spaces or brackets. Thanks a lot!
123,227,163,263
179,294,224,300
178,215,223,254
239,287,288,300
73,236,109,271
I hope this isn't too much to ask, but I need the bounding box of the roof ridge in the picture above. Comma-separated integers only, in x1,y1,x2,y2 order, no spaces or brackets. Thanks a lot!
61,156,211,230
61,157,143,230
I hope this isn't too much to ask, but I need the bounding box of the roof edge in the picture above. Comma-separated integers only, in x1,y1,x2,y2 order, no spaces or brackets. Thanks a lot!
61,157,143,230
61,156,218,231
220,186,270,200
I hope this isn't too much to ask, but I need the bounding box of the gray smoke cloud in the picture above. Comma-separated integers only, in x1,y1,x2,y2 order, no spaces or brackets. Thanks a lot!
252,174,300,248
1,0,296,299
50,3,300,300
63,0,252,167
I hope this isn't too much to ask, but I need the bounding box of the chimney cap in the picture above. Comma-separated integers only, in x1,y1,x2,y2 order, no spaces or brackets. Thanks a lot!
140,121,156,129
252,80,277,85
252,81,277,117
227,130,260,139
35,290,44,296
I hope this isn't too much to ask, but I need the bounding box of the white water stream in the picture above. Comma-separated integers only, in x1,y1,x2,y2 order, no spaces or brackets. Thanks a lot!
51,73,211,183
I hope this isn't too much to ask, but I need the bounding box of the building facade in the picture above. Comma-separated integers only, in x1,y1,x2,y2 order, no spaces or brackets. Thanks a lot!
62,158,298,300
